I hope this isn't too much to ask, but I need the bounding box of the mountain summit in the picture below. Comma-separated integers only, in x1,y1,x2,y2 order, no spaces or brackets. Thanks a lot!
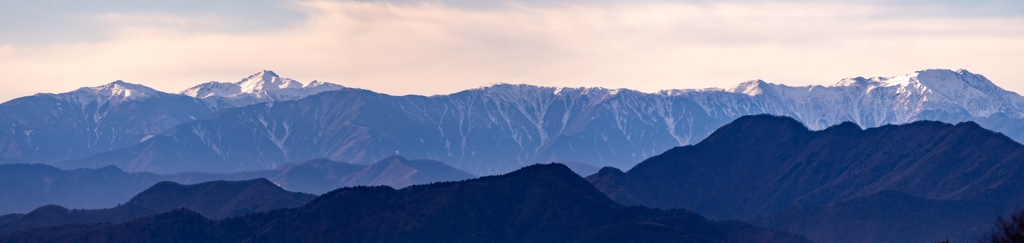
39,80,167,106
180,70,346,109
237,70,303,93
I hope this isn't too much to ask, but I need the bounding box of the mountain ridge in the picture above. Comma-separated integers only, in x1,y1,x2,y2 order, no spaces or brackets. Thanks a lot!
60,69,1024,175
8,69,1024,176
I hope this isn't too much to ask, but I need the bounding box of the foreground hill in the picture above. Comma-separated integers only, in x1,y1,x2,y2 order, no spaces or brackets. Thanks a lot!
753,191,1003,243
0,164,812,243
56,69,1024,175
0,156,472,215
587,115,1024,243
0,179,314,235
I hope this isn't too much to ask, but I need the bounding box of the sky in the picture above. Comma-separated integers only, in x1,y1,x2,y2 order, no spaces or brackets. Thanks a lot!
1,0,1023,102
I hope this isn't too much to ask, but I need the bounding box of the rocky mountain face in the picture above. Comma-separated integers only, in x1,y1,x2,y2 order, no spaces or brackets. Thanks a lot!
0,179,315,235
0,81,214,163
586,115,1024,243
0,164,813,243
0,156,472,215
58,69,1024,176
180,70,346,109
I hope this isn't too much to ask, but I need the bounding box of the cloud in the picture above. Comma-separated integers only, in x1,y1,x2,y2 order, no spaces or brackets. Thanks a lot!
1,0,1023,102
0,45,12,56
92,12,225,31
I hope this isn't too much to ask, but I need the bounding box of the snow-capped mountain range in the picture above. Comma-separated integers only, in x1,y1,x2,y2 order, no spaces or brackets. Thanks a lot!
674,69,1024,130
181,70,346,109
2,69,1023,175
0,71,345,163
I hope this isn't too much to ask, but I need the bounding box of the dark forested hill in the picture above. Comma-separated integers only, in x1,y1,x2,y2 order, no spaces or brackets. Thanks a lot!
588,115,1024,219
0,179,315,235
0,164,812,243
753,190,1003,243
587,114,1024,243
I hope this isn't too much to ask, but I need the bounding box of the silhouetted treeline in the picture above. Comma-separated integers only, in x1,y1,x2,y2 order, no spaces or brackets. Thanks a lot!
984,209,1024,243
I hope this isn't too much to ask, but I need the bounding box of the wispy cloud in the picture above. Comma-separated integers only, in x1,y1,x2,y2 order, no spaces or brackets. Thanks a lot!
1,0,1023,101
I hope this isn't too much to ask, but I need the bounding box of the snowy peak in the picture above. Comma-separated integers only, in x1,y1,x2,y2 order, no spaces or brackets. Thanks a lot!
835,69,1019,104
832,69,998,91
833,77,876,87
237,70,303,94
727,80,772,96
472,83,619,98
179,70,346,109
303,80,345,93
43,80,166,105
913,69,1002,95
181,81,241,99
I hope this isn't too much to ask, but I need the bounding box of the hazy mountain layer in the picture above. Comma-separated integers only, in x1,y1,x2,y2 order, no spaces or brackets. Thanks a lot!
0,156,472,215
0,179,315,235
